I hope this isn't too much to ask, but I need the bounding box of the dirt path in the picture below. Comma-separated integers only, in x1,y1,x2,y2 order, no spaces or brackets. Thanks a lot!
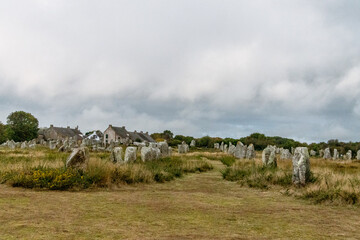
1,159,360,239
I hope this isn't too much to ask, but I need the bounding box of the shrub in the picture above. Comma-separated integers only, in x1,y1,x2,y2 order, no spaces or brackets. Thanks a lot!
222,162,293,189
3,156,213,190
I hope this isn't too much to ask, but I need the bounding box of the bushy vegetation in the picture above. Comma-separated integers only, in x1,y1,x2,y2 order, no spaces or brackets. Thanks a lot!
221,156,360,205
0,111,39,143
0,149,213,190
222,161,295,189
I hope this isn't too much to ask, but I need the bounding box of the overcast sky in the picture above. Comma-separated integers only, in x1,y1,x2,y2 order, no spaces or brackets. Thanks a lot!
0,0,360,142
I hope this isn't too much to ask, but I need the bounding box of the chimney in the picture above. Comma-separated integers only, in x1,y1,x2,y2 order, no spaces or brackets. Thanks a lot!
75,126,79,130
109,124,112,128
134,130,137,133
50,124,53,128
140,131,143,134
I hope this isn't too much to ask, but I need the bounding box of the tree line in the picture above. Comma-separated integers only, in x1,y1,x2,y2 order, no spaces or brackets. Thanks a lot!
0,111,39,143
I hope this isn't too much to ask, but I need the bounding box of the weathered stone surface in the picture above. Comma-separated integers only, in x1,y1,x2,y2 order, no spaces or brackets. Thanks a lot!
319,149,324,158
224,144,228,153
228,143,236,155
234,142,244,159
323,148,331,160
158,141,170,157
124,147,137,162
262,145,277,167
49,140,57,150
333,149,339,160
29,143,36,149
8,140,16,149
66,147,89,169
246,144,256,159
357,150,360,160
110,147,123,163
190,140,196,147
178,141,189,154
310,150,316,157
292,147,311,186
214,143,220,149
345,150,352,160
141,147,160,162
220,142,224,151
280,149,292,160
21,142,28,149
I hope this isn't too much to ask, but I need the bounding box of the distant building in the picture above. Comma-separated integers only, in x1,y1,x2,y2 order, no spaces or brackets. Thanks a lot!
103,125,155,145
40,125,83,141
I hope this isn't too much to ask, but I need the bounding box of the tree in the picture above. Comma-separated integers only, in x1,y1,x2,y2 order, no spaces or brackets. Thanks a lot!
0,122,7,144
162,130,174,140
6,111,39,142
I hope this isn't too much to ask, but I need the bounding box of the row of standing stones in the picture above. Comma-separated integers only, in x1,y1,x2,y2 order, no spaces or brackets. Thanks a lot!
67,141,173,169
215,142,311,186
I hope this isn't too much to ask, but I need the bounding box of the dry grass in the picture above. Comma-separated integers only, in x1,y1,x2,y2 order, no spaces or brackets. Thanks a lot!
1,149,360,238
1,159,360,239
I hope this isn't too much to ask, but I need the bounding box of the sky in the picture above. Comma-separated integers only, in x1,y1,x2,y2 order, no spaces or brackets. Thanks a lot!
0,0,360,143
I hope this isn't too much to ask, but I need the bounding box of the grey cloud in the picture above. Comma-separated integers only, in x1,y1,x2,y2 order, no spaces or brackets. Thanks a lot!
0,0,360,142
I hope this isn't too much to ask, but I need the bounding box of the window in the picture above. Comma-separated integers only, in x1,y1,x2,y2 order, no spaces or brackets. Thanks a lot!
106,134,108,139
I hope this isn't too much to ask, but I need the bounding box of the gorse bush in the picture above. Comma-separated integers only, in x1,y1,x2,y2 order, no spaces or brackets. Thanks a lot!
2,157,213,190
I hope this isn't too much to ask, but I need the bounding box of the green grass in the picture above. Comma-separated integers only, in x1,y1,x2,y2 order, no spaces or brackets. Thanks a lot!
222,161,294,189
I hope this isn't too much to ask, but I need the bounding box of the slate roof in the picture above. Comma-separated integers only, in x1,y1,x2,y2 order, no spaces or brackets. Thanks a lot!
111,126,130,138
52,127,83,139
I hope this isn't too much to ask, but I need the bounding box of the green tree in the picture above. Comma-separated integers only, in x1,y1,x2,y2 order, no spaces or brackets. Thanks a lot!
6,111,39,142
0,122,7,144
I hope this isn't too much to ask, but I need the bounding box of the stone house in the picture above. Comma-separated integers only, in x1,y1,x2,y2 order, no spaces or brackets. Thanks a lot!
41,125,83,141
103,125,155,145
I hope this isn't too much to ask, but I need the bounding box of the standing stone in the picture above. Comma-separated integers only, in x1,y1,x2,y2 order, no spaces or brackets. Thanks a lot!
178,141,189,154
66,147,89,169
292,147,311,186
21,142,28,149
110,147,123,164
323,148,331,160
124,147,137,162
241,145,247,159
291,147,294,155
228,143,236,155
357,150,360,160
190,140,196,147
280,149,292,160
220,142,224,152
168,147,172,157
234,142,244,159
262,146,277,167
29,143,36,149
8,140,16,149
310,150,316,157
141,146,160,162
345,150,352,160
214,143,220,149
158,141,170,158
49,140,57,150
319,149,324,158
333,149,339,160
224,144,228,153
246,144,256,159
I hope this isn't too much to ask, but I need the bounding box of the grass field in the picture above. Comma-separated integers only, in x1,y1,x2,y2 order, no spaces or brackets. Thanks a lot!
1,148,360,239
